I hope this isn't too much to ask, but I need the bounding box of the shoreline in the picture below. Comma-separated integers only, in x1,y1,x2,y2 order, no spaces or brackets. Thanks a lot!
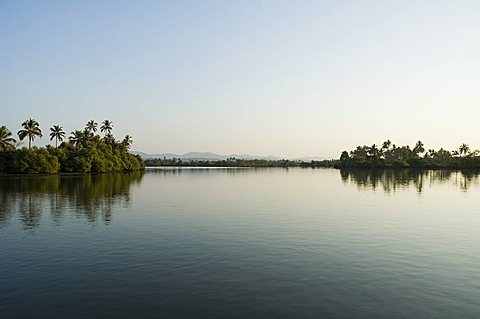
0,169,145,178
2,166,479,177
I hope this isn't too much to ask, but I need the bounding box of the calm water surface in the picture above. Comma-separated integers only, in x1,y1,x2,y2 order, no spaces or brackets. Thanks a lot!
1,168,480,318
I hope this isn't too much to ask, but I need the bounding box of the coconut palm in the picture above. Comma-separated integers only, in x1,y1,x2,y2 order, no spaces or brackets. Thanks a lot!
69,130,85,148
85,120,98,133
122,135,133,150
100,120,113,135
49,125,65,148
0,126,16,151
103,132,116,145
413,140,425,155
368,144,380,159
82,128,94,143
459,143,470,157
18,118,42,149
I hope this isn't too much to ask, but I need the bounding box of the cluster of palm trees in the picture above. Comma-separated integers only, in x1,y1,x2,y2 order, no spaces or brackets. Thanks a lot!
0,119,132,151
67,120,117,148
457,143,473,157
344,139,477,163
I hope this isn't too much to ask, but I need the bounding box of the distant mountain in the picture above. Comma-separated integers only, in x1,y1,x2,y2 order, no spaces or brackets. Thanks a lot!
132,151,330,161
131,151,281,161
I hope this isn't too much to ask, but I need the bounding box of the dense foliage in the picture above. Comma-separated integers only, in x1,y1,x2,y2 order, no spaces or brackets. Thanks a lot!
144,157,337,168
0,120,144,174
336,140,480,169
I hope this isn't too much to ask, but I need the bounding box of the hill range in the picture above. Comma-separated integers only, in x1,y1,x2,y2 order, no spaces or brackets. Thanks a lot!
132,151,329,162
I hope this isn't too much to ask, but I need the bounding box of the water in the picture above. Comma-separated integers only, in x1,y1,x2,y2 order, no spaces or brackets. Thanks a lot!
1,168,479,318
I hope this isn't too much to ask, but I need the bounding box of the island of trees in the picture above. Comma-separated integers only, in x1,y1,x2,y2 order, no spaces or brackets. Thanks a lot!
336,140,480,169
0,119,144,174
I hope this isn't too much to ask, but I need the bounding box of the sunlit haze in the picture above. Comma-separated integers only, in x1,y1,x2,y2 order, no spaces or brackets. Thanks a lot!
2,0,479,158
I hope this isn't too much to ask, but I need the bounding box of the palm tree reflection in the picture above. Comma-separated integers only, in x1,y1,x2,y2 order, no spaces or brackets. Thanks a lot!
0,172,143,230
340,169,479,194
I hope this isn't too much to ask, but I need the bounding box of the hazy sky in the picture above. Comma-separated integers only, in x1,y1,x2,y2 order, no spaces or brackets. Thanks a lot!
2,0,479,158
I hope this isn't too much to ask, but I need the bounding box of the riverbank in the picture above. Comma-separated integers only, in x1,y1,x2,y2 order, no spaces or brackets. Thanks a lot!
144,158,338,168
335,157,480,170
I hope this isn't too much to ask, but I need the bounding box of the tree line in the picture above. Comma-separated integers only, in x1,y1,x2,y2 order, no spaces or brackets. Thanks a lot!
144,157,337,168
336,140,480,169
0,119,144,174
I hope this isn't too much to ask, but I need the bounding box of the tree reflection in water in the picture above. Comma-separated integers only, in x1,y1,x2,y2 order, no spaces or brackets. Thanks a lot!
340,169,480,193
0,172,144,230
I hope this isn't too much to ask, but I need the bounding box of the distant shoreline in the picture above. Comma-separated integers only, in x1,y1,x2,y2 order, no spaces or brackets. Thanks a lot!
145,165,479,171
143,158,338,168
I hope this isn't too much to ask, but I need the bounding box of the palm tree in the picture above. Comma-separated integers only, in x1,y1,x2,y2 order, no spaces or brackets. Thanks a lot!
103,133,115,145
122,135,133,150
83,128,94,142
0,126,16,151
459,143,470,157
381,140,392,151
381,140,392,160
368,144,380,159
69,130,85,148
85,120,98,133
49,125,65,148
413,140,425,155
100,120,113,135
18,118,42,149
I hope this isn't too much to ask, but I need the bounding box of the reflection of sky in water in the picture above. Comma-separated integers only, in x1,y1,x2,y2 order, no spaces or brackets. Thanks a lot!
0,169,479,230
1,168,480,318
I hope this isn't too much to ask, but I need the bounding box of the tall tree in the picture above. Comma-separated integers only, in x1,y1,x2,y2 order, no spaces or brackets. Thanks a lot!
0,126,17,151
103,133,115,145
18,118,42,149
49,125,65,148
368,144,380,159
413,140,425,157
381,140,392,151
69,130,85,148
100,120,113,135
459,143,470,157
85,120,98,133
122,135,133,150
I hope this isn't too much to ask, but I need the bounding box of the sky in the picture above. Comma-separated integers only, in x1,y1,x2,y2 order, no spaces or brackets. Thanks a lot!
1,0,479,158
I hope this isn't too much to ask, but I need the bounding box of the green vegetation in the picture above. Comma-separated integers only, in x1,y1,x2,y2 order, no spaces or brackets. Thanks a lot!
0,126,17,151
5,120,478,172
144,157,337,168
18,118,42,149
336,140,480,169
0,119,144,174
49,125,65,147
